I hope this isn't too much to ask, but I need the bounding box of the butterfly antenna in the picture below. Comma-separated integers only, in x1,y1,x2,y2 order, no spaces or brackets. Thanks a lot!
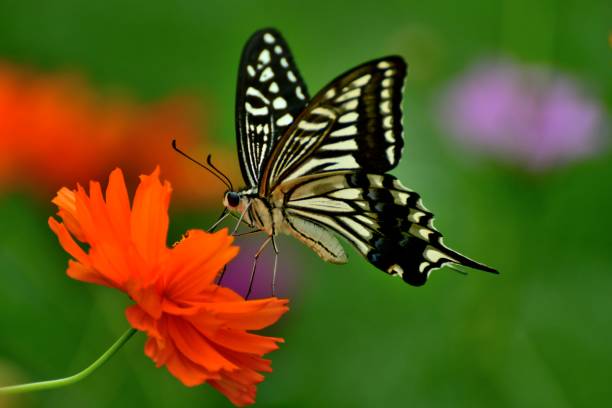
171,140,231,190
206,154,234,191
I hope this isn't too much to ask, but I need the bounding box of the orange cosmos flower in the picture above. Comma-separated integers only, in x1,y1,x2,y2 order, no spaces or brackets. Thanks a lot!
48,167,288,406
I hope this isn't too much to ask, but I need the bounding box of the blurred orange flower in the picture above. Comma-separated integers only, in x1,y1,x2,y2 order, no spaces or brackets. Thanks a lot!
48,167,288,406
0,62,233,205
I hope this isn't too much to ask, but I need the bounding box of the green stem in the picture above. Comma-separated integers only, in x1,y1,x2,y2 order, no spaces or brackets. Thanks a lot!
0,328,137,395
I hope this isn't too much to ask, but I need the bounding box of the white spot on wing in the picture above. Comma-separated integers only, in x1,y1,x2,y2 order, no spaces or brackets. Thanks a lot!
329,188,362,200
366,174,385,187
393,192,410,205
410,225,434,241
273,96,287,110
339,112,359,123
383,115,393,129
274,45,283,54
276,113,293,127
311,107,336,119
330,125,357,137
287,156,358,182
290,197,354,213
287,71,297,82
245,102,269,116
392,179,411,191
385,130,395,143
385,145,395,163
355,214,376,227
280,57,289,68
247,65,256,77
380,100,392,114
320,139,358,151
342,100,359,110
388,264,404,277
298,121,329,131
263,33,275,44
424,246,455,263
340,216,373,240
408,209,427,223
269,82,279,93
260,66,274,82
350,74,372,88
335,88,361,103
296,86,305,100
258,49,271,64
246,86,270,103
377,61,392,69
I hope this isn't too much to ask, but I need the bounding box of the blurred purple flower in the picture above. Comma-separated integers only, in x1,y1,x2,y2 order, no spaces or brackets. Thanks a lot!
437,59,607,170
220,237,301,300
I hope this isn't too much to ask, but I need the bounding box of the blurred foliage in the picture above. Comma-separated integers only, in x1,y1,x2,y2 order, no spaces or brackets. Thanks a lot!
0,0,610,407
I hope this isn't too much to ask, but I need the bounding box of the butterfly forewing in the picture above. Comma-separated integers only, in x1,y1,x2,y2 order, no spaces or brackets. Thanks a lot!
236,28,310,188
261,57,407,194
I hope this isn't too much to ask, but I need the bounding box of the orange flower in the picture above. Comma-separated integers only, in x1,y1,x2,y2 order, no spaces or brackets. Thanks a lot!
48,167,288,406
0,62,235,205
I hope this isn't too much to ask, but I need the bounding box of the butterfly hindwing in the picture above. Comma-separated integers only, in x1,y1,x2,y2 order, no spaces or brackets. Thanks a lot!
282,172,496,285
261,57,406,194
236,28,310,188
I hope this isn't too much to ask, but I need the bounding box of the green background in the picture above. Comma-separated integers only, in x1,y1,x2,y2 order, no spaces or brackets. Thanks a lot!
0,0,610,407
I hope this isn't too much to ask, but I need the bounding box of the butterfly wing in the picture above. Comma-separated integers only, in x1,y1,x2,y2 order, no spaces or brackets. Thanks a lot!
281,172,497,285
260,57,406,194
261,56,496,284
235,28,310,189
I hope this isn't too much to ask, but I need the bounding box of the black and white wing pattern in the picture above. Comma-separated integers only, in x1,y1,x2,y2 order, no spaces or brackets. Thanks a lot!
256,55,497,285
235,28,310,189
260,57,406,194
281,172,497,286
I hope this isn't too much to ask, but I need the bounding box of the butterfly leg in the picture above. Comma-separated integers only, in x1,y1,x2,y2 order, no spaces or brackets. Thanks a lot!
216,264,228,286
271,236,279,297
246,236,272,299
233,229,262,237
232,201,253,235
208,208,230,232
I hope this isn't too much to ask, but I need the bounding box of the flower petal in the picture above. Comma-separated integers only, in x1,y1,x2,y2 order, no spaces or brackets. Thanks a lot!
66,259,112,287
206,327,283,355
167,317,238,372
209,377,257,407
48,217,90,266
165,341,219,387
125,304,162,340
105,168,131,240
130,167,171,271
203,298,289,331
164,229,238,299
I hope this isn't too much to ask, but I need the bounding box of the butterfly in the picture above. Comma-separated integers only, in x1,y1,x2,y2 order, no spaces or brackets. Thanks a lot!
188,28,497,296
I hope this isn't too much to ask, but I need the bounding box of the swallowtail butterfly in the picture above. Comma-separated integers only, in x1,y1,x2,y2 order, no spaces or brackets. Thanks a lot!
214,29,497,292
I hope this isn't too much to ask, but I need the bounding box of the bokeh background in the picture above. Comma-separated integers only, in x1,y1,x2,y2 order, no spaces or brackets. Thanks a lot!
1,0,610,407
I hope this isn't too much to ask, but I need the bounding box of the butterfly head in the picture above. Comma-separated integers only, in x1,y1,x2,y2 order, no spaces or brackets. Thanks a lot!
223,191,241,209
223,190,254,216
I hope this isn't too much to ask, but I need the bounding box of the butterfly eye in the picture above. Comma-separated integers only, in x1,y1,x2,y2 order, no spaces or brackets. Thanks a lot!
226,192,240,208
